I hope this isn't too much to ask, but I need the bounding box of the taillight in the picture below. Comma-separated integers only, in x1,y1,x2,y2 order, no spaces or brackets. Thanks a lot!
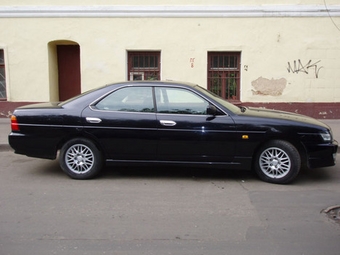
11,115,20,131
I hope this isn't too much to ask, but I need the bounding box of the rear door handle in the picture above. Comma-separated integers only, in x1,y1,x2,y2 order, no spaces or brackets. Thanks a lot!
160,120,176,127
86,117,102,124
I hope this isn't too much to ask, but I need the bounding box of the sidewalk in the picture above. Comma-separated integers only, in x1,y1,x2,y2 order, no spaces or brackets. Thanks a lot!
0,118,10,145
1,117,340,145
323,119,340,142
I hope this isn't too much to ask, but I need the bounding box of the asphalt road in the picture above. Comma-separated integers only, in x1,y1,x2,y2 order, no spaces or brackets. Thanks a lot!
1,150,340,254
0,118,340,254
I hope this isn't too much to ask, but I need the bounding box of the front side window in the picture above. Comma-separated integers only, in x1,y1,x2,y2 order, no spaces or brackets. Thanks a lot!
0,50,6,99
155,87,209,115
95,87,154,113
128,51,161,81
207,52,240,100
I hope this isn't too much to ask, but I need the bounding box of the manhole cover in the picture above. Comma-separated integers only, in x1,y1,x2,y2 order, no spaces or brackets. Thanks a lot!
322,205,340,224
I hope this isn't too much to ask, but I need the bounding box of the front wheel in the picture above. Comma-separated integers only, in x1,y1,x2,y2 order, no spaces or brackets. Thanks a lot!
254,140,301,184
59,138,103,179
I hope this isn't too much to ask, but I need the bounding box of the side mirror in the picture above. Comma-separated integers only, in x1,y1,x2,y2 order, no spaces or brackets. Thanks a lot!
207,104,217,116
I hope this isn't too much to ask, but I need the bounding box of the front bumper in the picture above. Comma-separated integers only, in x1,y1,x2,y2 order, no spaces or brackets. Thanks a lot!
306,140,338,169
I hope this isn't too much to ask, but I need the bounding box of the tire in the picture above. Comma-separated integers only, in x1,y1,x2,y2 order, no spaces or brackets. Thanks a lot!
254,140,301,184
59,138,103,179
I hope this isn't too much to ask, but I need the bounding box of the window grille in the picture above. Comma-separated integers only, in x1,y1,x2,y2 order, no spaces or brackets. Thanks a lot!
128,51,161,81
0,49,6,99
207,52,240,100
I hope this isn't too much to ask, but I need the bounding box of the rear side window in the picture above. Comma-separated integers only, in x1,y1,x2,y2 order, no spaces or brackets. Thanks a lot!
95,87,154,113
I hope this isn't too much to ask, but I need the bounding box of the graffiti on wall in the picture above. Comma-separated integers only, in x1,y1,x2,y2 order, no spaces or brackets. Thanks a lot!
287,59,323,78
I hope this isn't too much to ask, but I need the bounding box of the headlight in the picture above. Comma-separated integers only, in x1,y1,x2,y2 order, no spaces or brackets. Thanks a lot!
320,132,332,142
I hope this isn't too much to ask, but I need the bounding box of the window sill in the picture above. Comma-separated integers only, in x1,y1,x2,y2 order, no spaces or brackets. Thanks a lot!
227,99,242,105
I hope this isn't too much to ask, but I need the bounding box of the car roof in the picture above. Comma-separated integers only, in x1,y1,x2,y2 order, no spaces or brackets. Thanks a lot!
105,80,198,89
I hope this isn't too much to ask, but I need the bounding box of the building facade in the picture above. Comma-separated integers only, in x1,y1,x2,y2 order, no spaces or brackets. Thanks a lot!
1,0,340,118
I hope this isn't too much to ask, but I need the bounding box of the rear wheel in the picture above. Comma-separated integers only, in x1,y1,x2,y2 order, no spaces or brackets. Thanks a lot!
59,138,103,179
254,140,301,184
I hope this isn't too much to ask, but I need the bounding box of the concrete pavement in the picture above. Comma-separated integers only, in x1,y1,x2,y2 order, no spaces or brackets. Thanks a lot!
1,116,340,145
323,119,340,143
0,118,10,145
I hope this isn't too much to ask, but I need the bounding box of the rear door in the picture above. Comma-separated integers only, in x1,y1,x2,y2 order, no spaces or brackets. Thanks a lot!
155,86,236,163
82,86,158,161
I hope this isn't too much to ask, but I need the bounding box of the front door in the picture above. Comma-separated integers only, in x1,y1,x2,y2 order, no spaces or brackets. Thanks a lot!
155,87,236,163
57,45,81,101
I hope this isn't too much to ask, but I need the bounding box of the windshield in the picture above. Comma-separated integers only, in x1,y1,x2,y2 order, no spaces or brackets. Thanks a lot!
194,85,242,114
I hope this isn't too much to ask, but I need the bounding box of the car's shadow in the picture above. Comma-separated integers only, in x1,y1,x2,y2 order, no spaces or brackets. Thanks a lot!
31,159,256,182
32,159,338,184
295,166,339,184
102,165,257,182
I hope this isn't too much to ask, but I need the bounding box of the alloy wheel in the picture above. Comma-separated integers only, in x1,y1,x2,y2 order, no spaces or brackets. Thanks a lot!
65,144,95,174
259,147,291,179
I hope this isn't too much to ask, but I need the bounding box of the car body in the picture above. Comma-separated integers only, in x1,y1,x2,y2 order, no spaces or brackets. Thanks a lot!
8,81,338,183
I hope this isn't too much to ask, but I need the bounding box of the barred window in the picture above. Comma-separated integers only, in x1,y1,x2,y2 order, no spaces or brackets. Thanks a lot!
128,51,161,81
0,49,6,99
207,52,240,100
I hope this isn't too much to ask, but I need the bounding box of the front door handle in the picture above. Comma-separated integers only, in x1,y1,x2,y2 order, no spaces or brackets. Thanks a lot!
160,120,176,127
86,117,102,124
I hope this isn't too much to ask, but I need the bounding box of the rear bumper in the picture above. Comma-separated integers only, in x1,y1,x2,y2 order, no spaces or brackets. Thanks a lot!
8,132,57,160
306,140,338,169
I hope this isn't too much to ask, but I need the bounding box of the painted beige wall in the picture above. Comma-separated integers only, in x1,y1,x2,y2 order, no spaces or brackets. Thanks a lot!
0,4,339,103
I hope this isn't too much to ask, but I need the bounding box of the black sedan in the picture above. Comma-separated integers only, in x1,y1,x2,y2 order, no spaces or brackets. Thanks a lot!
8,81,338,184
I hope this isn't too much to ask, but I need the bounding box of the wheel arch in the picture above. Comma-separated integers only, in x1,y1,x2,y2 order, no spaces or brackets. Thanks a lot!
56,132,106,160
251,136,307,170
58,136,105,179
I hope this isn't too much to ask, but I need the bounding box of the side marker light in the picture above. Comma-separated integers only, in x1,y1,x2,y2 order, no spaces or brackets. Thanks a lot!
242,135,249,139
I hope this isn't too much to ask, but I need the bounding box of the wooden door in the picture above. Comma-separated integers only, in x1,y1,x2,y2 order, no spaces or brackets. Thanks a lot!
57,45,81,101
